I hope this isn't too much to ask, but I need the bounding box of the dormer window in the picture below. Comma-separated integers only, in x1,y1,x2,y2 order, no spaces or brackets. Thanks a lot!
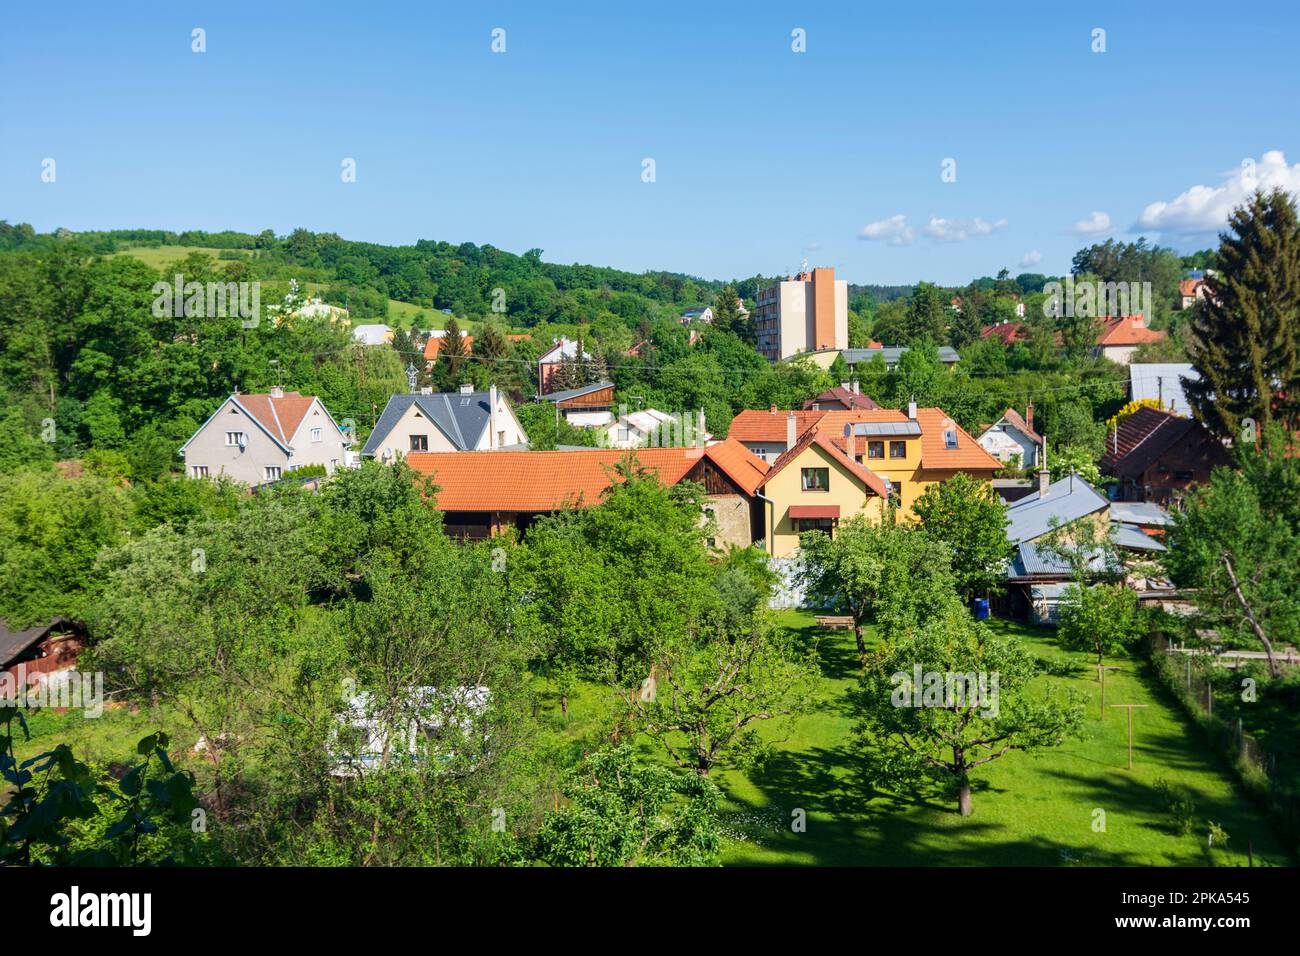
944,429,958,449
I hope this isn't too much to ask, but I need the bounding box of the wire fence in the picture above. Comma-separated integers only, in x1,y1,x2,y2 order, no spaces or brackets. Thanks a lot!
1149,631,1300,845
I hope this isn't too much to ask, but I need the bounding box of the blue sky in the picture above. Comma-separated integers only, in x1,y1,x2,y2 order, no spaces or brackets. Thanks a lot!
2,1,1297,285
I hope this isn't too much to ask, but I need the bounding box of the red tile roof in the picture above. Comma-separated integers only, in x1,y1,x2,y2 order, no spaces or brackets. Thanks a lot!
425,335,474,360
1098,405,1230,478
913,407,1003,471
997,407,1042,445
405,440,767,512
981,321,1029,346
727,408,829,442
237,392,317,445
1096,315,1167,347
1179,279,1203,297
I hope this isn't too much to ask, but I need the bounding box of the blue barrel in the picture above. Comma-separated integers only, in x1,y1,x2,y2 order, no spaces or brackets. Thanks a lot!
973,598,990,620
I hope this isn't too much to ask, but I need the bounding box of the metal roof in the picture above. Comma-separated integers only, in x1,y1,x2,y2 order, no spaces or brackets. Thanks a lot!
842,346,961,366
539,381,615,404
1129,363,1198,417
847,421,923,437
362,392,496,455
1004,474,1110,544
1113,523,1168,552
1108,501,1174,526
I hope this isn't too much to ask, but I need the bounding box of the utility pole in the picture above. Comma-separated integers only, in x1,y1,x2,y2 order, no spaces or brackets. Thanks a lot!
1110,704,1149,770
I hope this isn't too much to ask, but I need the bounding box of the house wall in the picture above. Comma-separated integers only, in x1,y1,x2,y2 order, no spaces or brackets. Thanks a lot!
370,395,527,460
763,444,886,557
741,440,788,464
1098,344,1139,365
184,400,291,485
977,425,1038,468
703,493,755,551
284,400,352,474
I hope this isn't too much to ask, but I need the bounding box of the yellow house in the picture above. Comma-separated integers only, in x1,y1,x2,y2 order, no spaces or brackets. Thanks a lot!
747,401,1002,556
758,430,889,557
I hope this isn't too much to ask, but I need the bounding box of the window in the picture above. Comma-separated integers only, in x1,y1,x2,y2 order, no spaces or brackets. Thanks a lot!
311,427,322,442
794,518,835,535
410,434,429,452
944,429,958,449
1174,470,1195,481
191,465,209,477
752,446,767,461
226,431,245,447
867,441,884,459
890,441,906,459
264,466,282,481
801,467,829,491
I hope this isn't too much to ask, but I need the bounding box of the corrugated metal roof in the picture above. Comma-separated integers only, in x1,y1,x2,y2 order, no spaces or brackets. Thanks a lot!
1004,474,1110,544
1113,523,1168,551
1109,501,1174,526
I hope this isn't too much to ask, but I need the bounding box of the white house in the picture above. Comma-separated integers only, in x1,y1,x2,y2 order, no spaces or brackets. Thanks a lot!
602,408,712,448
330,686,490,777
180,387,353,485
352,324,394,346
977,407,1041,469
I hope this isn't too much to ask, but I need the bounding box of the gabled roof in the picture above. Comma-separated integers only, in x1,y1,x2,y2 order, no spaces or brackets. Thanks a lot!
424,333,473,360
803,387,882,411
1179,279,1203,296
180,391,324,454
0,618,65,668
403,442,765,512
984,407,1042,445
761,429,890,499
727,409,828,443
362,391,504,455
1100,405,1214,478
537,338,589,364
913,408,1002,471
1096,315,1167,347
980,321,1029,346
1004,473,1110,544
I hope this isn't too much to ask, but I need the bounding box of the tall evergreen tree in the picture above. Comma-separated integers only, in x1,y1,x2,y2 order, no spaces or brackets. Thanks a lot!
902,282,947,345
710,284,742,336
436,316,469,390
1185,189,1300,442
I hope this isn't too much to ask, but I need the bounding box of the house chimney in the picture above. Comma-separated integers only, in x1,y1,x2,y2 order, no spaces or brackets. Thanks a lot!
1038,440,1050,497
844,424,855,462
488,384,499,449
851,379,860,394
459,382,473,395
1025,402,1033,433
840,381,851,392
786,412,797,448
269,385,284,399
907,396,917,420
697,408,706,447
770,402,778,415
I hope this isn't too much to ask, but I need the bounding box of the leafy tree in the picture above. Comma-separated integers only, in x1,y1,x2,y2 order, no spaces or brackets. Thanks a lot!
799,514,960,654
1185,189,1300,441
531,746,721,866
912,473,1014,602
1165,463,1299,677
1056,582,1144,664
856,607,1084,815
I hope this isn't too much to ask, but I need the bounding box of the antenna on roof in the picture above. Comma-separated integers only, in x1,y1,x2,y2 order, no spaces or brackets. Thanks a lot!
406,362,418,393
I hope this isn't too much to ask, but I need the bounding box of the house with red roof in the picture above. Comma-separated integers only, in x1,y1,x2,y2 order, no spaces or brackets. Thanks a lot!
180,386,353,486
976,405,1042,469
1100,405,1230,505
802,383,882,412
405,439,771,550
1093,315,1167,365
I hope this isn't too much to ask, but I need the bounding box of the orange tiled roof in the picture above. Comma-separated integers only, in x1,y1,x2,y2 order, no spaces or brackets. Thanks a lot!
980,321,1029,346
1096,316,1167,347
762,430,890,499
727,408,829,442
405,440,767,512
912,407,1002,471
425,335,474,360
1179,279,1202,297
237,392,316,445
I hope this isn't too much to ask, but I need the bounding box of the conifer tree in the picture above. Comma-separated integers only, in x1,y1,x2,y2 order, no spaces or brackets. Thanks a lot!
1185,189,1300,442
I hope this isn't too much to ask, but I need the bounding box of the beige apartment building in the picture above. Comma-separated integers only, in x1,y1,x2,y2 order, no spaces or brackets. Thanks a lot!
754,266,848,362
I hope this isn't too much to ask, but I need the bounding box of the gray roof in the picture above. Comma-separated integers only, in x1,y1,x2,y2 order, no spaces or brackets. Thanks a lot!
1108,501,1174,526
362,391,496,455
842,346,961,366
1129,363,1198,417
1004,474,1110,544
539,381,615,403
0,618,61,668
1113,523,1168,552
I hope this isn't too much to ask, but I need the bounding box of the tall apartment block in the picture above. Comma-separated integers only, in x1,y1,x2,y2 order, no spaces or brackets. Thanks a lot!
754,266,848,362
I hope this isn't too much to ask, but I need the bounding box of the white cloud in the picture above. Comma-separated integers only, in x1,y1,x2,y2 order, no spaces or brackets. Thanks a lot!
922,216,1007,243
858,214,915,246
1137,150,1300,234
1068,211,1112,236
1019,250,1042,267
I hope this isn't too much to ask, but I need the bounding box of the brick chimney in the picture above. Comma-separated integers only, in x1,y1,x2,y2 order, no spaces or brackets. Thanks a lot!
1038,440,1050,497
1025,402,1033,433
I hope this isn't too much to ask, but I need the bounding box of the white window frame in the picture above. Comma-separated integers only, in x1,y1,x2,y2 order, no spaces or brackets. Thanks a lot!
226,431,245,447
311,427,322,442
264,465,282,481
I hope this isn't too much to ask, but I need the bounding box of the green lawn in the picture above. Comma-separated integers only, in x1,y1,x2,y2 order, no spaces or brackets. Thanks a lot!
704,613,1290,866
